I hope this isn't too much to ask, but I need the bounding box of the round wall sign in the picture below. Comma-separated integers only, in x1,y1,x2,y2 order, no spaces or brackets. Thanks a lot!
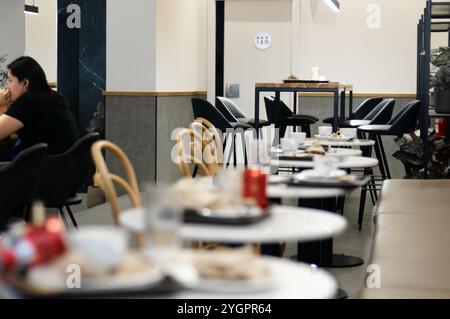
254,32,272,50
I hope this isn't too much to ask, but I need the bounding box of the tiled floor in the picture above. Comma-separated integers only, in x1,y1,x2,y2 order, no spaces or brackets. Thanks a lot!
68,186,375,299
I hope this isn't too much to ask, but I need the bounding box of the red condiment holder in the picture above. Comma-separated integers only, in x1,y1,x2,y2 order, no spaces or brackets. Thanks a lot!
242,168,268,210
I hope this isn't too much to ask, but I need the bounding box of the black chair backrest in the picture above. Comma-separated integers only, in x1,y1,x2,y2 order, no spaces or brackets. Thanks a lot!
352,97,384,119
34,132,100,208
216,97,247,119
367,99,395,125
264,96,294,124
0,143,48,230
192,98,233,131
215,97,239,122
389,100,421,134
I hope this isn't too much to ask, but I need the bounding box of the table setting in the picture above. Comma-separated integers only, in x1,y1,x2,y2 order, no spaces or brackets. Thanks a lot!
0,201,339,299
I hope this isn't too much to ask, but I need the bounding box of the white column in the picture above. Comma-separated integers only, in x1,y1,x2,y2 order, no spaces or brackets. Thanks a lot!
206,0,216,103
0,1,25,65
107,0,156,91
290,0,301,78
25,0,57,83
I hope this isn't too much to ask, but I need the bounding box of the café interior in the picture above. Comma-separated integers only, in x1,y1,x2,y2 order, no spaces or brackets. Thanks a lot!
0,0,449,299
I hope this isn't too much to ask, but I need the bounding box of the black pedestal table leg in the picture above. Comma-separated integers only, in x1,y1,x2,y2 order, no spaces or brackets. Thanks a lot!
296,197,364,267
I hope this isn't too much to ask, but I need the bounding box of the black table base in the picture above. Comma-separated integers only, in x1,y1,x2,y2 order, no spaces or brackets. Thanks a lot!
336,288,348,299
291,252,364,268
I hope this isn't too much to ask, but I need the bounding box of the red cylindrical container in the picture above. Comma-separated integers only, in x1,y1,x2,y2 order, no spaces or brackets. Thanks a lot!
242,168,268,210
435,118,448,139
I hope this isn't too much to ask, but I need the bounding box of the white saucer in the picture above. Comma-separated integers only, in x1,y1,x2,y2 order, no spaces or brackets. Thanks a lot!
294,169,347,181
325,148,362,158
314,135,354,142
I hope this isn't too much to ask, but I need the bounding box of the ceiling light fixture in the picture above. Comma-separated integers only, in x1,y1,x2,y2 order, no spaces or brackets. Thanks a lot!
25,0,39,15
323,0,340,13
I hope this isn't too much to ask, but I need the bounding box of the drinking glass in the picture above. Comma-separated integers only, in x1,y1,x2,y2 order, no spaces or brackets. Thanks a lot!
144,184,182,262
248,138,272,174
313,156,338,177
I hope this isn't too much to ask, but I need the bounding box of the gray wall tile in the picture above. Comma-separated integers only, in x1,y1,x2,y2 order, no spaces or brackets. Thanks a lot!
105,94,202,188
105,96,157,188
156,95,199,184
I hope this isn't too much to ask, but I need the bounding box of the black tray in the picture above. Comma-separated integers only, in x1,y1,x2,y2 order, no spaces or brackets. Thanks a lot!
278,155,314,161
274,176,371,189
3,275,183,299
183,209,270,226
283,79,330,83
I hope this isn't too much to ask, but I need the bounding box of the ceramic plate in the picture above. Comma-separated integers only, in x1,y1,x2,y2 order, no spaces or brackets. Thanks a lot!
314,135,354,141
294,169,347,181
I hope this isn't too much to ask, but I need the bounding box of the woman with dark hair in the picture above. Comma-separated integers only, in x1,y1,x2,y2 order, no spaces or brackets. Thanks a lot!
0,56,79,155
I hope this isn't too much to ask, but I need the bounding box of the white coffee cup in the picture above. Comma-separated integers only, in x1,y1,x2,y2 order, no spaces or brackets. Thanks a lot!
280,138,297,151
288,132,307,145
339,128,357,139
313,156,337,177
318,126,332,137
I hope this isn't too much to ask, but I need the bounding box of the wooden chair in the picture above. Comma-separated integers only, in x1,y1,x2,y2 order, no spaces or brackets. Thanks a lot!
188,117,224,176
187,119,261,254
174,128,212,178
91,140,141,226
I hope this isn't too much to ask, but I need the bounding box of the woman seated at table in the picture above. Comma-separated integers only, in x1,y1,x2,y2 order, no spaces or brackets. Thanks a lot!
0,56,79,157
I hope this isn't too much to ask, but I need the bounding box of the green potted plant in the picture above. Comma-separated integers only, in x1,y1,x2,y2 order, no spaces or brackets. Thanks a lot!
430,47,450,113
0,55,8,88
431,65,450,113
393,132,450,179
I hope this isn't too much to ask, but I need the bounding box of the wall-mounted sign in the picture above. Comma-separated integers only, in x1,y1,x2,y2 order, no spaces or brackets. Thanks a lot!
254,32,272,50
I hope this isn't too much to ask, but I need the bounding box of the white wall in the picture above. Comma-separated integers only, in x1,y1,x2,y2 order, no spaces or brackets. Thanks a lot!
223,0,432,118
25,0,57,83
155,0,207,91
206,0,216,102
0,0,25,66
297,0,425,93
107,0,156,91
224,0,292,115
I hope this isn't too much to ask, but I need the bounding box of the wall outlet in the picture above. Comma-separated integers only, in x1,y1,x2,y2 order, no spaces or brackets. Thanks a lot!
225,83,240,98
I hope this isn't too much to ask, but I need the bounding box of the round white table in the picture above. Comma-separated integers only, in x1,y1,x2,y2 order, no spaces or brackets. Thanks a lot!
197,175,346,199
272,156,378,169
120,205,347,243
268,184,345,199
305,138,375,147
267,175,346,199
171,256,337,299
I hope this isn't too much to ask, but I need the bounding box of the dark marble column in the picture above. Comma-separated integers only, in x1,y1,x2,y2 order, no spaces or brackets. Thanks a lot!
57,0,106,134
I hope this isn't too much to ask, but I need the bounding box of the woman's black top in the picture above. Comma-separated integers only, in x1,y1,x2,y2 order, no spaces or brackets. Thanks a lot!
5,91,79,155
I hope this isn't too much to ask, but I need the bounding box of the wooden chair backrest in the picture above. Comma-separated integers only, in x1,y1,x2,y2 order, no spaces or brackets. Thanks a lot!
188,117,224,176
91,140,141,225
174,128,212,177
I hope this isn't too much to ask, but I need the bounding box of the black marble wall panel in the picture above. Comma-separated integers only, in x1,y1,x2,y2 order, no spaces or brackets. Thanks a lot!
58,0,106,133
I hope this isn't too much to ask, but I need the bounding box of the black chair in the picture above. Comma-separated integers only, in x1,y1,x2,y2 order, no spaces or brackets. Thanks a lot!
216,96,271,129
264,96,318,139
332,99,395,221
341,99,396,230
0,143,48,231
192,98,251,167
323,97,383,125
357,100,421,229
358,100,421,179
34,132,100,228
342,99,396,133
